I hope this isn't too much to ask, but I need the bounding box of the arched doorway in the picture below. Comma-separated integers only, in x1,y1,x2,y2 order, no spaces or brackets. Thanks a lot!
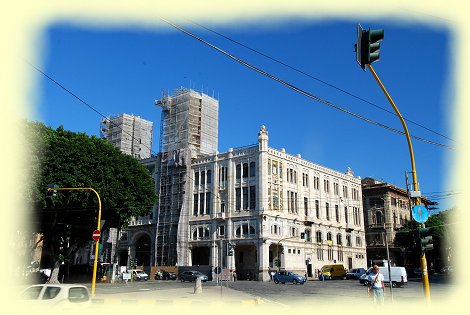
135,234,151,268
234,244,257,280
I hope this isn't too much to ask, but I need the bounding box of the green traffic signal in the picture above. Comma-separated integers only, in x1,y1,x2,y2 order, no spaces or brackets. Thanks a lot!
356,24,384,70
418,227,434,254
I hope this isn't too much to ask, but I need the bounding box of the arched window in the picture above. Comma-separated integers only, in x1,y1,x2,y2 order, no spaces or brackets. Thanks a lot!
326,232,332,241
316,231,322,243
249,225,255,234
336,234,342,246
192,230,197,240
376,211,383,225
236,227,241,237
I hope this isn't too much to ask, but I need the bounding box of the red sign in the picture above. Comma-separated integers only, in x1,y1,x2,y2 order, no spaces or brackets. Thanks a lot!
92,229,101,241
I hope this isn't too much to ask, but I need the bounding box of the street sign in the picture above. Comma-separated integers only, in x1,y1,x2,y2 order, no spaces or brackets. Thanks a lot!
412,205,429,224
92,229,101,241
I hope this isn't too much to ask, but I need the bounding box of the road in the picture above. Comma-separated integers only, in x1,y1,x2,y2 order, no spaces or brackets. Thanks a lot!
90,275,455,307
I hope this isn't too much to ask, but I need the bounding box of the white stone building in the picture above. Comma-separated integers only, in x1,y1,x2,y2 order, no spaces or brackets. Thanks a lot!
186,126,367,281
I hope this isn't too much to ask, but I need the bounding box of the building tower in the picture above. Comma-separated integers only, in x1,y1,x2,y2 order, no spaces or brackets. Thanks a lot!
100,113,153,160
154,87,219,266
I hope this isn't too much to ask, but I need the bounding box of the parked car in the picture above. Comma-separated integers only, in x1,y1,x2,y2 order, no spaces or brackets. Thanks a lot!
20,284,91,309
346,268,366,280
321,264,347,280
155,270,177,280
131,269,149,281
179,271,208,282
273,271,306,284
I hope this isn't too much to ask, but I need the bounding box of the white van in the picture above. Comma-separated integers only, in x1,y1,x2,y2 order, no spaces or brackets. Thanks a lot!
361,266,407,287
131,269,149,281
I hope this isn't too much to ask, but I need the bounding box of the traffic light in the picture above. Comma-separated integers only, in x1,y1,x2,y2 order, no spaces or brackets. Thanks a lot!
46,183,59,197
356,24,384,70
417,228,434,254
226,242,234,256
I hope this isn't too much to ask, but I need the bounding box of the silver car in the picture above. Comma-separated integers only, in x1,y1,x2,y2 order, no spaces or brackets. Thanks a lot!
20,284,92,309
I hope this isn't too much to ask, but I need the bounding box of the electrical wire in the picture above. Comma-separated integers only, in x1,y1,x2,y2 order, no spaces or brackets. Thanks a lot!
187,19,454,143
160,18,453,150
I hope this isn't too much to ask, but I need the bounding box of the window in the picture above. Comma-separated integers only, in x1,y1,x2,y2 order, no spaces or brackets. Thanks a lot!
333,182,339,195
250,186,256,210
195,172,199,186
236,164,241,179
376,211,383,225
314,176,320,190
335,205,339,222
317,248,324,260
68,287,89,303
243,163,248,178
236,188,241,210
327,232,332,242
42,287,61,300
356,236,362,247
304,197,308,216
199,193,205,215
201,170,205,185
218,225,225,236
243,187,248,210
346,234,352,247
344,207,348,224
250,162,256,177
315,200,320,219
207,170,212,184
193,194,198,215
316,231,322,243
326,202,330,220
336,234,342,246
343,185,348,198
206,192,211,215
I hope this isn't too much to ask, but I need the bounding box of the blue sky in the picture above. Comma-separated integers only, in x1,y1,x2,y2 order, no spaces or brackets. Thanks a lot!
30,18,454,212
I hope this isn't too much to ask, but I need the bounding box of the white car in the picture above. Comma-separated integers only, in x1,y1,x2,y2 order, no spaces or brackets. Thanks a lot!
20,284,92,309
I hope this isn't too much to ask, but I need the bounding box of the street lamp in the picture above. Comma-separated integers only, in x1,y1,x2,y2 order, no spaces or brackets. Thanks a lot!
47,186,102,296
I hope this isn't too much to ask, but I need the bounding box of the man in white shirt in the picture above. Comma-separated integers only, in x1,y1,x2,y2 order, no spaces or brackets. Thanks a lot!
367,265,385,304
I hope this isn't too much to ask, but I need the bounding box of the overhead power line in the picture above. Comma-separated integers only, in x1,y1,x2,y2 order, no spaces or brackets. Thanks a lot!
188,19,454,143
160,18,452,150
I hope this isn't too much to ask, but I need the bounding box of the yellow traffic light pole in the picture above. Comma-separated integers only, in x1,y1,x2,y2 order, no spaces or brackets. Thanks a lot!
47,187,102,296
367,64,431,303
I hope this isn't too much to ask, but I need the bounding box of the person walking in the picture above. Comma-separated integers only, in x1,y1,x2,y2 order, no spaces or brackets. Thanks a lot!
367,265,385,305
233,270,237,282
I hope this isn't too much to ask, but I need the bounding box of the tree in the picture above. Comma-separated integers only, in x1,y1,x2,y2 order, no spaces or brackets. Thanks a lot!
25,121,156,283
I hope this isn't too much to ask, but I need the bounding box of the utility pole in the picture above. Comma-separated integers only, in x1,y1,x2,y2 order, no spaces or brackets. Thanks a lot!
356,25,431,303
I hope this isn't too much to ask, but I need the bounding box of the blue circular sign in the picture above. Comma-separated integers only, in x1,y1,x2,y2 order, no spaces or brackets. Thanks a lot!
412,205,429,223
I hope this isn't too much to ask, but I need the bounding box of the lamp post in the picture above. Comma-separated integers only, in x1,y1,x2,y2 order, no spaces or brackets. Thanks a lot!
47,186,102,296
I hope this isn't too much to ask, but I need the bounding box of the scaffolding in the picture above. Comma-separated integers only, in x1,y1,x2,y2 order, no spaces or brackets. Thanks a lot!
154,87,219,266
100,113,153,160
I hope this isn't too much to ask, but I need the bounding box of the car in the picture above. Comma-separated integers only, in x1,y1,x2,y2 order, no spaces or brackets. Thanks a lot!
179,271,208,282
346,268,366,280
359,266,407,287
19,284,91,309
321,264,347,280
273,271,306,284
131,269,149,281
155,270,177,280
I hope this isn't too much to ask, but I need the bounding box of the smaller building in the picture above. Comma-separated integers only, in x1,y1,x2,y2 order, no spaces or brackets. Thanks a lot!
100,113,153,160
361,177,429,267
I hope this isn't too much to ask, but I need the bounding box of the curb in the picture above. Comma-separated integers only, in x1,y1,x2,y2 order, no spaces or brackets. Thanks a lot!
92,297,264,306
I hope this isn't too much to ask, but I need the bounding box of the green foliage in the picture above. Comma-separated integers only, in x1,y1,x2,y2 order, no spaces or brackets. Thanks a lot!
25,121,156,268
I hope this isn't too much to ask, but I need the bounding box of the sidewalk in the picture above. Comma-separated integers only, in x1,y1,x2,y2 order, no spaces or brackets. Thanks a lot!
92,283,264,307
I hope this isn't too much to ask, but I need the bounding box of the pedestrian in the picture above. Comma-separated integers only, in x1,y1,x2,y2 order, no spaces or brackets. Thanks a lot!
233,270,237,282
270,271,275,281
318,270,324,281
304,272,308,280
367,265,385,305
268,270,272,281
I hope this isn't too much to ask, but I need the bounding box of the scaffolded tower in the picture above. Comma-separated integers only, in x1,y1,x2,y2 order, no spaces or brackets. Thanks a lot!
100,113,153,160
154,87,218,266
